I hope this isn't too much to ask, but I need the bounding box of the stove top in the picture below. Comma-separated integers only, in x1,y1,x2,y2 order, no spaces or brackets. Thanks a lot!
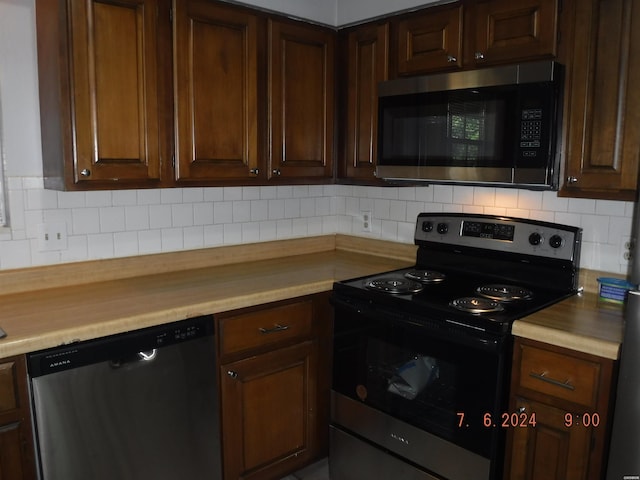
334,267,574,334
333,213,582,336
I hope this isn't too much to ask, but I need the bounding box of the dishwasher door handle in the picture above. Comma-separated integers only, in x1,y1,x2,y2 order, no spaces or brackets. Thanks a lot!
110,349,158,368
138,349,157,361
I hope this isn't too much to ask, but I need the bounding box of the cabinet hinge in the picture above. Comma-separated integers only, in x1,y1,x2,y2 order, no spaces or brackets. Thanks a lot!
169,5,173,22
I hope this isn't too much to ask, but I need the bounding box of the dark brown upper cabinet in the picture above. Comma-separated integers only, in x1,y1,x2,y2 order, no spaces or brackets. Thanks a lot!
268,20,335,181
338,23,389,182
395,4,464,75
559,0,640,200
173,1,261,184
465,0,559,67
35,0,335,190
36,0,172,190
391,0,558,77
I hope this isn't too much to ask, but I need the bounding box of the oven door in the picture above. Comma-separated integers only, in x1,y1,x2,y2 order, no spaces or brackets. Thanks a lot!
330,294,510,480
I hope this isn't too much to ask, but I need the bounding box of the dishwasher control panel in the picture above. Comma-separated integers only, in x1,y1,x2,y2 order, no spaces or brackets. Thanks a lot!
28,316,214,377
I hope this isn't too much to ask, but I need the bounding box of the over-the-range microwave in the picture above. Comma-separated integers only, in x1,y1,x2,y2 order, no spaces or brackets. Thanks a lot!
376,61,564,190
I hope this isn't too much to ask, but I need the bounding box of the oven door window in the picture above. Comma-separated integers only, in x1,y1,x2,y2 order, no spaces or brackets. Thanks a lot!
333,309,507,458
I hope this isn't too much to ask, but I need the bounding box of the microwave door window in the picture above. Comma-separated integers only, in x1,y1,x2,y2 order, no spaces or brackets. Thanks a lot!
379,90,515,169
446,94,507,167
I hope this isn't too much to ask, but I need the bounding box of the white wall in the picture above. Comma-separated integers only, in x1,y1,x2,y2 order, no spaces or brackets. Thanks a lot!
337,0,445,26
0,0,634,276
224,0,444,25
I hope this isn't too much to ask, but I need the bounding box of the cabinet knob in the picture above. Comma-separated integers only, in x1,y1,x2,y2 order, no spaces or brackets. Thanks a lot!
249,168,259,176
566,176,578,184
227,370,238,379
80,169,91,177
447,55,457,63
474,52,485,60
272,168,282,176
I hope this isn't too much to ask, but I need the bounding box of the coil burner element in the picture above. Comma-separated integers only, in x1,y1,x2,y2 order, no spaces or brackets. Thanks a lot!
450,297,505,314
365,277,424,294
404,270,446,284
476,284,533,302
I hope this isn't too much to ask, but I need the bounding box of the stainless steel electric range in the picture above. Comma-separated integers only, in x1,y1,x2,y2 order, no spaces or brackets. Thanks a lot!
329,213,582,480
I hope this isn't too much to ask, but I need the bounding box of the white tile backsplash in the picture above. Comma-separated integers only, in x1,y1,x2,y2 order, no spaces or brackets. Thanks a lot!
0,178,634,275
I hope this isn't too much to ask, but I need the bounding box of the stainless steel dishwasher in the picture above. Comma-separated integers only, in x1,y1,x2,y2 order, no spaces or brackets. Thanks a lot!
27,316,221,480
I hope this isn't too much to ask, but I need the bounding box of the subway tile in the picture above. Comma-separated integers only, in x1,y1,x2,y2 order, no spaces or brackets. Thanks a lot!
223,187,243,201
182,188,204,204
112,190,137,206
87,233,114,259
138,229,162,254
232,200,251,223
250,199,269,222
99,207,126,233
184,226,205,250
453,185,474,205
137,189,162,205
149,204,172,229
193,203,214,226
72,208,100,234
161,188,183,204
223,223,242,244
214,202,233,224
125,206,149,231
284,198,301,219
161,228,184,251
114,231,139,257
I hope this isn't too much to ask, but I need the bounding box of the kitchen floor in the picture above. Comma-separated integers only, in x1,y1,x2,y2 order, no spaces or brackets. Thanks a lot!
281,458,329,480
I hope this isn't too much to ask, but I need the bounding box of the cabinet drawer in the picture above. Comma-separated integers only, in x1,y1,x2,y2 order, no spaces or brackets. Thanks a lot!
518,344,600,407
219,300,313,357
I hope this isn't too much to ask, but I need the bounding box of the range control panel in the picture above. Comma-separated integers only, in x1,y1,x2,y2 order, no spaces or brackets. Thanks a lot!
415,213,582,263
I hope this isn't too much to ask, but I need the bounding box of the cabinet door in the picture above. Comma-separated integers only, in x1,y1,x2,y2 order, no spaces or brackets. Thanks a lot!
174,1,261,182
395,4,463,75
67,0,164,185
470,0,558,66
342,24,389,181
506,398,591,480
268,20,335,180
0,358,37,480
560,0,640,200
220,341,318,480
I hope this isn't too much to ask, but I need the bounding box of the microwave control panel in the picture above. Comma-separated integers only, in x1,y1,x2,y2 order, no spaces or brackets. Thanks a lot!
520,108,543,154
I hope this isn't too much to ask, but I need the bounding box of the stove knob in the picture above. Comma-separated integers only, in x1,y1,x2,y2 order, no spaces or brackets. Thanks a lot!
437,223,449,235
528,232,543,246
422,221,433,233
549,234,564,249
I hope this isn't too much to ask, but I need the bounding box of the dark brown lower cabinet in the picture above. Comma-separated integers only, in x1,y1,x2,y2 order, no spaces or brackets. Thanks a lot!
0,357,36,480
217,294,331,480
505,338,615,480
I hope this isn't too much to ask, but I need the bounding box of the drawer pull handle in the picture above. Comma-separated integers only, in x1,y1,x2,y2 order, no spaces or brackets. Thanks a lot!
530,371,575,390
259,324,290,334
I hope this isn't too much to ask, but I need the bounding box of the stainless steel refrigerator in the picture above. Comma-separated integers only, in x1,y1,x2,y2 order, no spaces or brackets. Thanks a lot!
606,206,640,479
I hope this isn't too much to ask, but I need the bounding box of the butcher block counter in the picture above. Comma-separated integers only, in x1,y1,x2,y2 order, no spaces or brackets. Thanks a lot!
512,269,625,360
0,234,625,360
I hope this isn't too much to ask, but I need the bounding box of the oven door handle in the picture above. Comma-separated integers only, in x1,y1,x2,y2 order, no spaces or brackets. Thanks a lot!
529,371,575,390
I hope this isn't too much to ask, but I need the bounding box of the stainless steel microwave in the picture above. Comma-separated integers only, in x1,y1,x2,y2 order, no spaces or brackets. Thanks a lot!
376,61,564,189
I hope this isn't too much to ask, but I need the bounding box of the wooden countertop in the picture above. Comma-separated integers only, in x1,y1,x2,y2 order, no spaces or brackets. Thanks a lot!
512,290,624,360
0,235,625,360
0,235,414,357
512,268,625,359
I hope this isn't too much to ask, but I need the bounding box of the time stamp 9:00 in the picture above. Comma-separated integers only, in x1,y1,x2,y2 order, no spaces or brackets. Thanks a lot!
457,412,601,428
